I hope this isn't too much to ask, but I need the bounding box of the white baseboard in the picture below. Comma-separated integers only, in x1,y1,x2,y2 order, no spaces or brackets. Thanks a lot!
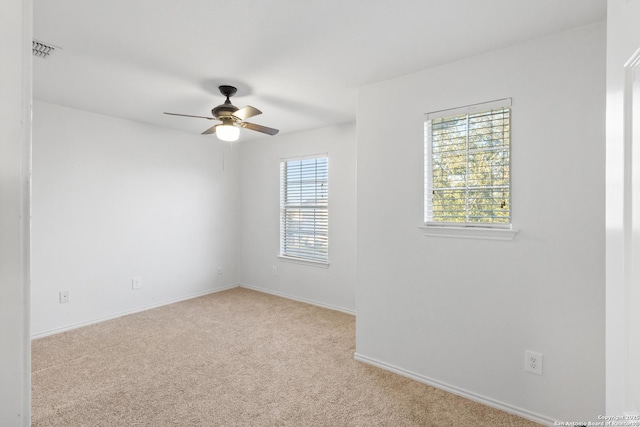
353,352,554,427
31,284,238,340
239,283,355,316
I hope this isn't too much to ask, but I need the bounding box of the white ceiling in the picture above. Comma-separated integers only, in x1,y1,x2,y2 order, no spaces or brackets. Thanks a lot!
33,0,606,141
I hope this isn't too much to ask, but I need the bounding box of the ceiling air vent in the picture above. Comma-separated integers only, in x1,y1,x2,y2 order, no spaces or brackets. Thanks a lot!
32,40,56,58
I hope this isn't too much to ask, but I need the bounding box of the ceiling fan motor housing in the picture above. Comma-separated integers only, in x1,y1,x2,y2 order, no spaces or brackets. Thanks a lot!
212,103,239,118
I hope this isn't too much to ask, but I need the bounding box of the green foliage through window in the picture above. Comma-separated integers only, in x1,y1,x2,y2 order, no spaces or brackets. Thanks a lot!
425,103,510,226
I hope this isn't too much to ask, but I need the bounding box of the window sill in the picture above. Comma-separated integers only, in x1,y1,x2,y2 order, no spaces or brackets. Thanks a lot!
419,225,518,241
278,255,330,268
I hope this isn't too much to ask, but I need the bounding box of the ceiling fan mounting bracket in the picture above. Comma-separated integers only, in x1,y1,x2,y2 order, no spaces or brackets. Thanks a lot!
218,85,238,99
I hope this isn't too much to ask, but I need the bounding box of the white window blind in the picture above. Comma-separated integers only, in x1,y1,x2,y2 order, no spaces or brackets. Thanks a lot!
425,99,511,227
280,155,328,262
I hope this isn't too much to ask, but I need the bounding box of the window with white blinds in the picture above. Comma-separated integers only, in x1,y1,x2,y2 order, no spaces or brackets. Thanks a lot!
425,99,511,227
280,155,328,263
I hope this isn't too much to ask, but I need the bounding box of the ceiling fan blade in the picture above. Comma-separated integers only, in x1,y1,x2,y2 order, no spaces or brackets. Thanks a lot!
164,112,216,120
233,105,262,120
239,121,279,136
201,124,218,135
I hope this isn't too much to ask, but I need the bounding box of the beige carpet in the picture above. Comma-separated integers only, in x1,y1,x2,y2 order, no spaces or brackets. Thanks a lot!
32,287,541,426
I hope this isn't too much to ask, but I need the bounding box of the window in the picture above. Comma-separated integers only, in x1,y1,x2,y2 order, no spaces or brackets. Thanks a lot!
280,155,328,263
425,99,511,228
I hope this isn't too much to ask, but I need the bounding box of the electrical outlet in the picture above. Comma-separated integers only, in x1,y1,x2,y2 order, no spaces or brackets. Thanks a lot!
217,266,223,275
132,277,142,290
525,350,543,375
272,265,277,276
59,291,69,304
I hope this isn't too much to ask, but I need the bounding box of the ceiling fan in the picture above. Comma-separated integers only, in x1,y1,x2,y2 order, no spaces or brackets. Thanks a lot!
164,85,279,141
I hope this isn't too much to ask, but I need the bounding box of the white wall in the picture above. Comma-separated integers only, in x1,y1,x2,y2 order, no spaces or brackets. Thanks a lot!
31,102,240,337
355,23,605,423
0,0,31,425
238,124,357,313
606,0,640,416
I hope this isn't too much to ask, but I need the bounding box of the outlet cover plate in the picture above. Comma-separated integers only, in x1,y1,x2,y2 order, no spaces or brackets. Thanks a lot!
132,277,142,290
525,350,543,375
59,291,69,304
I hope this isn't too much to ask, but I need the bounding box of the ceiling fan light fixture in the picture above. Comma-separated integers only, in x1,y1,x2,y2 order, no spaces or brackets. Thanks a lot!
216,124,240,142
